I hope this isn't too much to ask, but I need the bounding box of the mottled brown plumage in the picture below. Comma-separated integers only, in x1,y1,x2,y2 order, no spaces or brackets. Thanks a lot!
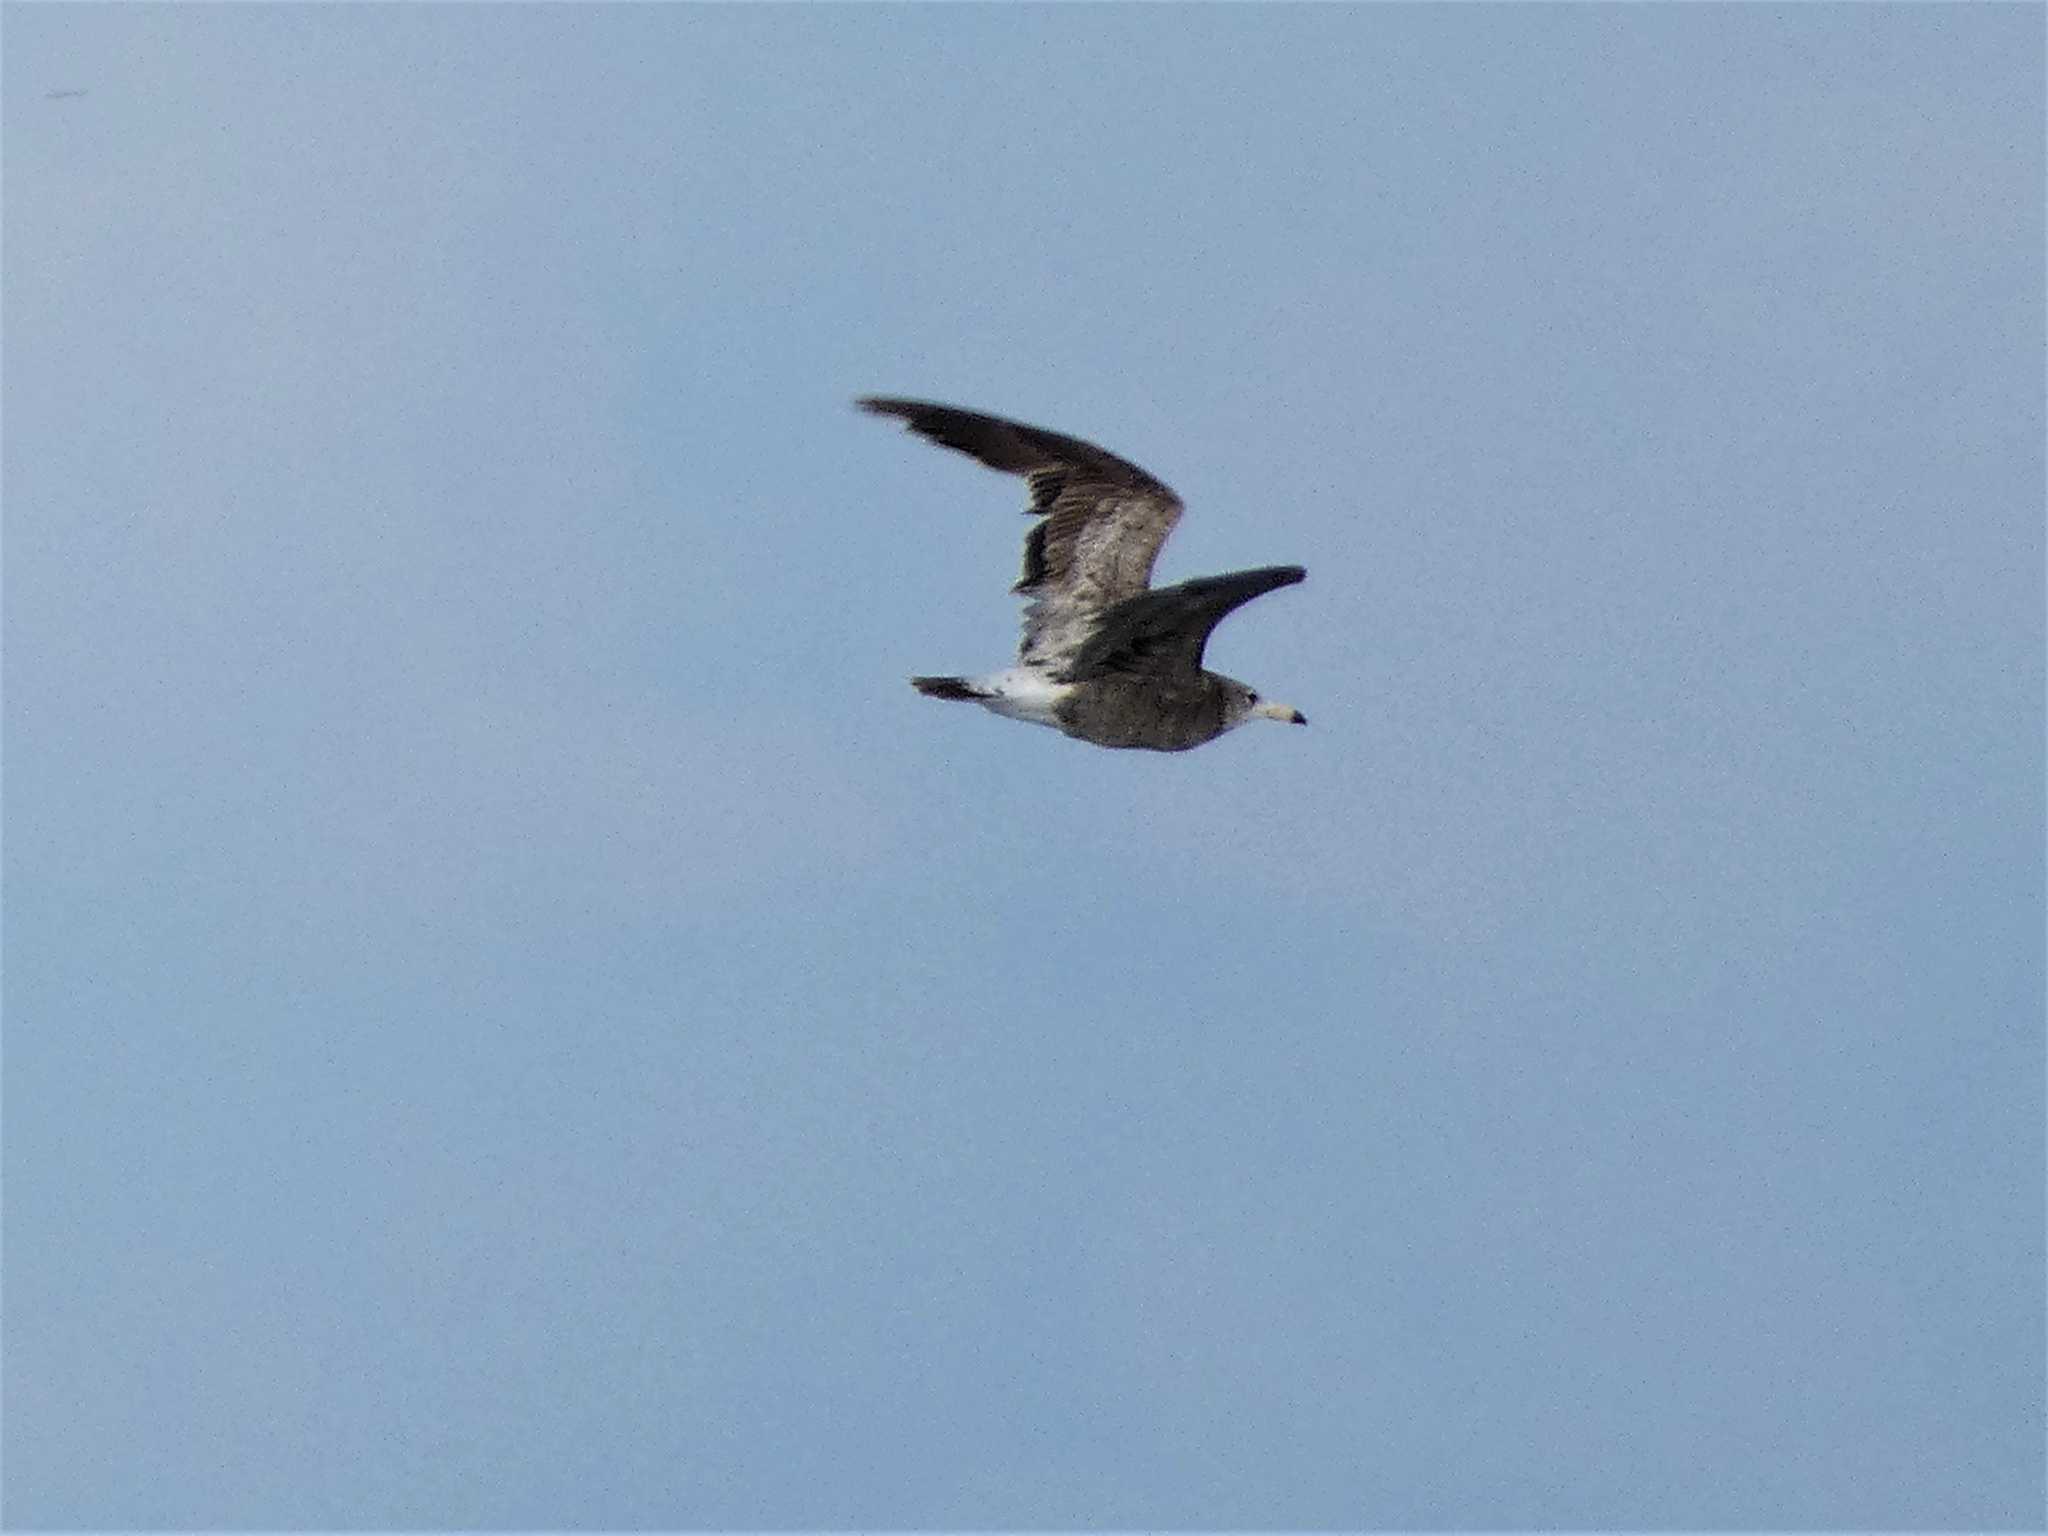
861,397,1307,752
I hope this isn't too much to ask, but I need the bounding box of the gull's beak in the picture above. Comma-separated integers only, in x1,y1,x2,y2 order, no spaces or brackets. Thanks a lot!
1256,701,1308,726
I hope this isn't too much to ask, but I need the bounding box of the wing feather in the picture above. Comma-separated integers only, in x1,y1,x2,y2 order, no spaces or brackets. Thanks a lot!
859,397,1184,667
1064,566,1306,682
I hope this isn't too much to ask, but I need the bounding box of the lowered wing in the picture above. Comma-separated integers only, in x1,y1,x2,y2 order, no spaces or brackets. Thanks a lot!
1063,565,1306,682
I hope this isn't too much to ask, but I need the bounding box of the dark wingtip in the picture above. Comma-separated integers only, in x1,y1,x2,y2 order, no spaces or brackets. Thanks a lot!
856,395,918,418
1240,564,1307,595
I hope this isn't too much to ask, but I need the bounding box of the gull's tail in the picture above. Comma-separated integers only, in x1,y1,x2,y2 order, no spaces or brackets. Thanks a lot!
911,676,984,702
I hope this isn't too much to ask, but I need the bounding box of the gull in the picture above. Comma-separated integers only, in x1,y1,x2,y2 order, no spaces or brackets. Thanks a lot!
862,397,1307,752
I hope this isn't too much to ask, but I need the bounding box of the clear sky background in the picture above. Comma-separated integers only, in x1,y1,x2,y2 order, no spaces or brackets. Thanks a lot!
5,4,2041,1528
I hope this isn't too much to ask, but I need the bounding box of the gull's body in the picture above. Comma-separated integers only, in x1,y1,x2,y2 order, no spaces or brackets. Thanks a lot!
861,397,1307,753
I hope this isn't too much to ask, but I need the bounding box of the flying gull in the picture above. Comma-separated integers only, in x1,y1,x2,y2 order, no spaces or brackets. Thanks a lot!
861,397,1307,752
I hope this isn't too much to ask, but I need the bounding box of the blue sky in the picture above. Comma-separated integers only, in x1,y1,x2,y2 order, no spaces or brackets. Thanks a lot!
5,3,2041,1527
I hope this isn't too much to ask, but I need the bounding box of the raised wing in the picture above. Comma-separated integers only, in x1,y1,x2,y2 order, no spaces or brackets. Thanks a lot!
1063,565,1306,682
859,397,1184,667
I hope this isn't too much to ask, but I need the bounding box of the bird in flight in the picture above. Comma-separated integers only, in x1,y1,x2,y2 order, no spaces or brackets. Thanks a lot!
861,397,1307,752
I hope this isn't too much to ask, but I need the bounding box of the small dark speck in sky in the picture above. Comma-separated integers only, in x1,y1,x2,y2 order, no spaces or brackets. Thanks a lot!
46,88,90,100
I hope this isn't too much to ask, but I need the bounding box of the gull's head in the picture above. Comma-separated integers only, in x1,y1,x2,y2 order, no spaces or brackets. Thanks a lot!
1224,679,1308,730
